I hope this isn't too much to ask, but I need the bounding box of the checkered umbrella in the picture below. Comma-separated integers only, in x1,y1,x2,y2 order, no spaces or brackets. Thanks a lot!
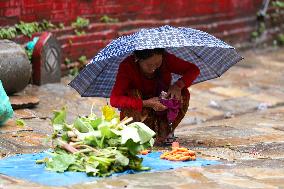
69,25,243,97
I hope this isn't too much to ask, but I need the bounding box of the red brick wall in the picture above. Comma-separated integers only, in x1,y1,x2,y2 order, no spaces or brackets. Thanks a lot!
1,0,262,26
1,0,283,63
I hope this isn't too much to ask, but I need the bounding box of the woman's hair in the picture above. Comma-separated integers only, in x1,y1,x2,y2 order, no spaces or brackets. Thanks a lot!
134,48,165,60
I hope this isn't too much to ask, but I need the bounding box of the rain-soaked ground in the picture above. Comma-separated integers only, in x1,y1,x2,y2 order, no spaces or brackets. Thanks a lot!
0,47,284,189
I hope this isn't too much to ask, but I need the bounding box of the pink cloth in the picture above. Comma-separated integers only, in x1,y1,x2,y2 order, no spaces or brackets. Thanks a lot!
160,98,181,123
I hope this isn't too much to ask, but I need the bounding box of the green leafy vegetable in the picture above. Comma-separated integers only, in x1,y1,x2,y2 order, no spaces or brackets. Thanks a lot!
38,105,155,176
46,151,76,172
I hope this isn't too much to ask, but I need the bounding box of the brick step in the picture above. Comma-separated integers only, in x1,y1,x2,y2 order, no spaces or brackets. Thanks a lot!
57,29,116,45
56,12,258,38
12,13,257,45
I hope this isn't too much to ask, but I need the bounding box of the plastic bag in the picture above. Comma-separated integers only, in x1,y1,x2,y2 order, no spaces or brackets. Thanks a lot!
0,80,13,125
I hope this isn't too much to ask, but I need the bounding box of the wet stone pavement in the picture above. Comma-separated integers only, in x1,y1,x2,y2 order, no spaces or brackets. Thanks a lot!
1,47,284,189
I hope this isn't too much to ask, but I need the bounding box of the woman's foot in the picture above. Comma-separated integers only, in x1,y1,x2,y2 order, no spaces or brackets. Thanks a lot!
154,133,178,147
164,133,178,144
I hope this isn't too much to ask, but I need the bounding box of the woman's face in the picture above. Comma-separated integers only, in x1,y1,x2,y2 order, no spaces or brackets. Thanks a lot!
138,54,163,75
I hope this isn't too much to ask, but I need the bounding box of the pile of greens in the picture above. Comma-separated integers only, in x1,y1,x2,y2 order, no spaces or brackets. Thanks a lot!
37,105,155,177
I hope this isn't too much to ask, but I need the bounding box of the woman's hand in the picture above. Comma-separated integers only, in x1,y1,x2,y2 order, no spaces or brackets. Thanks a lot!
167,84,182,100
143,97,167,111
166,80,185,100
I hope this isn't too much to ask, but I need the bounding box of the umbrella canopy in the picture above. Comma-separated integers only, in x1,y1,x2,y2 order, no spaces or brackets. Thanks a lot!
69,25,243,97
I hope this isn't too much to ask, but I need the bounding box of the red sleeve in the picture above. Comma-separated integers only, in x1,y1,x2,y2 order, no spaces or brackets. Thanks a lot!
165,53,200,88
110,57,143,112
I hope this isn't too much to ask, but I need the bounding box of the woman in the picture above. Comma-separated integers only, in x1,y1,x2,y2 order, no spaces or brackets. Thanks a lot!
110,48,200,145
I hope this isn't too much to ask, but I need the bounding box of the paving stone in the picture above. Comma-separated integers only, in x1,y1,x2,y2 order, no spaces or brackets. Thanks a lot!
0,120,33,134
179,107,224,126
197,147,266,161
232,142,284,159
215,97,261,114
248,93,284,106
1,132,48,147
273,126,284,131
0,174,64,189
9,95,40,109
209,87,251,98
234,158,284,169
13,109,37,119
191,82,218,91
176,107,284,148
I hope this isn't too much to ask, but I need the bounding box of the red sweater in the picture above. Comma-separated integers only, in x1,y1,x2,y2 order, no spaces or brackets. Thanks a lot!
110,52,200,112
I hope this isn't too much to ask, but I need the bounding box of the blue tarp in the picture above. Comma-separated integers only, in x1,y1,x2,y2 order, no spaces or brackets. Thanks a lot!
0,151,220,186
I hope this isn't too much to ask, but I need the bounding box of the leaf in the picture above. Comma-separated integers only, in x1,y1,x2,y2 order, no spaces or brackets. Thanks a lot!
128,122,155,144
114,151,129,166
84,135,100,147
51,107,66,125
107,138,121,147
61,133,69,141
16,119,26,127
149,138,155,147
110,128,122,136
99,124,116,139
89,118,102,129
68,156,86,172
46,153,76,172
68,163,85,172
77,131,101,141
85,161,99,176
125,139,146,155
120,126,140,144
53,124,64,131
74,117,92,133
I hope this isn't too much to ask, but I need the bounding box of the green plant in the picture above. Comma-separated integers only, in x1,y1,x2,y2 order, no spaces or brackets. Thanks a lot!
277,34,284,45
251,20,266,39
272,0,284,8
69,67,79,76
39,19,56,30
0,20,58,39
74,29,86,36
251,31,259,38
15,21,42,37
64,58,71,65
58,23,65,29
0,27,17,39
71,17,89,36
25,48,33,61
100,15,119,23
78,55,87,64
258,22,266,34
71,17,90,29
